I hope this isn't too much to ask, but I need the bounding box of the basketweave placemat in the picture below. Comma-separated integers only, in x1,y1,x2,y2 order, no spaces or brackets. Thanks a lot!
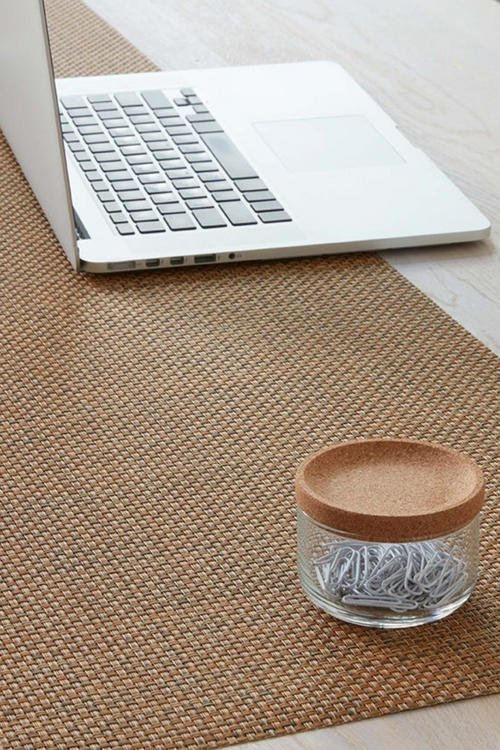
1,1,500,748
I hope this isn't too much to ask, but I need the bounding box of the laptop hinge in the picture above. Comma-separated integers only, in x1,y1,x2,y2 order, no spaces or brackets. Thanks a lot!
73,208,90,240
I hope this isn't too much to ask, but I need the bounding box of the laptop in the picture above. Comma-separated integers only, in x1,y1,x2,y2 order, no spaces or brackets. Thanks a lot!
0,0,490,273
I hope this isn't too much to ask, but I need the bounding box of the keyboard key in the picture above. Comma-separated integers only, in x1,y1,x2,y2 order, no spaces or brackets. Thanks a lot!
103,202,122,213
132,163,161,175
73,116,97,128
244,190,275,202
116,189,144,201
136,123,161,134
123,105,148,116
83,133,109,144
103,119,128,129
186,198,213,210
172,134,199,145
95,152,122,163
157,202,184,215
67,108,93,120
89,142,116,153
174,97,190,106
220,201,258,226
108,171,134,182
212,190,241,202
109,128,134,138
79,161,96,172
115,92,142,107
123,200,149,211
145,184,173,195
187,113,215,123
116,223,135,235
185,153,213,165
198,171,225,183
126,154,154,165
251,200,284,213
142,90,173,110
60,95,87,110
129,114,155,125
164,213,196,231
97,190,115,202
234,178,268,192
151,150,176,161
91,180,108,192
155,107,177,117
139,173,165,185
100,162,127,173
68,141,85,152
110,212,129,224
178,188,206,200
63,133,79,144
171,178,197,189
205,180,232,192
112,180,139,192
137,221,166,233
179,143,205,154
192,208,227,228
87,94,112,104
158,116,184,127
259,210,292,223
97,109,122,120
201,132,258,179
191,161,218,172
193,104,209,114
70,149,87,160
144,180,172,195
156,163,184,177
115,138,141,148
162,162,187,174
151,193,178,204
85,171,101,182
120,144,146,154
78,125,102,135
192,121,223,134
92,101,118,112
144,135,171,146
180,87,196,98
130,210,158,223
165,125,191,136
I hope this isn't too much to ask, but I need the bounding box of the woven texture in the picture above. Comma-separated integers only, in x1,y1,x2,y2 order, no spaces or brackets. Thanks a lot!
1,1,500,748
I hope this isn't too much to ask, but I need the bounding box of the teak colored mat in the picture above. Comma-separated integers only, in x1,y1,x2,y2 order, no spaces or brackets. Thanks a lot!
1,1,500,748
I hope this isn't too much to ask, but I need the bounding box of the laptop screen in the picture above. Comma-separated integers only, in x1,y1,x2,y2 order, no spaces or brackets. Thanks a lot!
0,0,79,269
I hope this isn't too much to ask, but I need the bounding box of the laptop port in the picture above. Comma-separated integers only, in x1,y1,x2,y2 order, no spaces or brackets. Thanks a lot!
107,261,136,271
170,257,185,266
194,254,216,264
145,258,160,268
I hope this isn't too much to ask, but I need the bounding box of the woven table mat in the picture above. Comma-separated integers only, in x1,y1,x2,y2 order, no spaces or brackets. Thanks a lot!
1,1,500,748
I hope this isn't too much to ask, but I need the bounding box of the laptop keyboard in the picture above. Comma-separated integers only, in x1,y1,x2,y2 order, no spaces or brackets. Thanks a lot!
59,89,292,236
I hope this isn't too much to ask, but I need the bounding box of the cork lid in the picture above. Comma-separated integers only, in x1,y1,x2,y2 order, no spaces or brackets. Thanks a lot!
295,439,485,542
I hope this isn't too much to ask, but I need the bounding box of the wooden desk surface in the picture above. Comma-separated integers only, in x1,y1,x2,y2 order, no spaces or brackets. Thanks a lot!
82,0,500,747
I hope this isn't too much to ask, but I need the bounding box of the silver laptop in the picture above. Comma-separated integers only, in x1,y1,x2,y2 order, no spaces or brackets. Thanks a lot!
0,0,490,273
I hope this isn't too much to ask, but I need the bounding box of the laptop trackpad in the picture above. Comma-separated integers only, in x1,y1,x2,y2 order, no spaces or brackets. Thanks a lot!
254,115,404,171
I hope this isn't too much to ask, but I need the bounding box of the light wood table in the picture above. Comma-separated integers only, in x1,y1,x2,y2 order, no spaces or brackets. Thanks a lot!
83,1,500,747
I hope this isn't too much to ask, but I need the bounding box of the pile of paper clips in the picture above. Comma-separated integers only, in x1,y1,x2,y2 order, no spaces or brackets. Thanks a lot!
314,539,469,612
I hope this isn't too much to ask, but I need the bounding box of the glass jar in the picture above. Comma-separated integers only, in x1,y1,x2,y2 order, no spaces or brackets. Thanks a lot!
295,439,484,628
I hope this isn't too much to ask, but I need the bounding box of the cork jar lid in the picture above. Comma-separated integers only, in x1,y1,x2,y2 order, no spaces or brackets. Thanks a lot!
295,439,485,542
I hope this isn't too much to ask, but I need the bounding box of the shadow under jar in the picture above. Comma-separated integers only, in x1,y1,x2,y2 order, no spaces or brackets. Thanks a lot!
295,439,485,629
